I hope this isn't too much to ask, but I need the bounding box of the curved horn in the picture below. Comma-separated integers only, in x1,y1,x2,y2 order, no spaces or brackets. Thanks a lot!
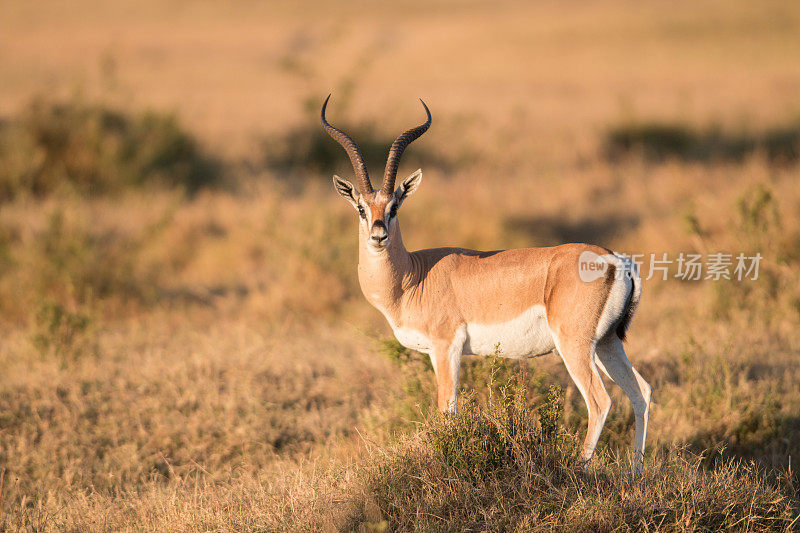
320,94,373,193
381,99,432,195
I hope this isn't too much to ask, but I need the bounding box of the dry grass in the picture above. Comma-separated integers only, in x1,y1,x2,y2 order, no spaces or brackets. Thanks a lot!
331,389,798,532
1,0,800,530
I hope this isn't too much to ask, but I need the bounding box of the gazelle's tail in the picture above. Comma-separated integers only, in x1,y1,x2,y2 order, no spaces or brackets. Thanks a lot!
615,254,641,341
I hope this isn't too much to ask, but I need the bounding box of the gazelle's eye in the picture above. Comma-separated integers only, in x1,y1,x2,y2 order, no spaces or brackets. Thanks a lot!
357,206,366,219
388,204,398,218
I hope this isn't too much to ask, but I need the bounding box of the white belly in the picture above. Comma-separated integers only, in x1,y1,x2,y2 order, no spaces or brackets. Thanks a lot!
463,304,555,358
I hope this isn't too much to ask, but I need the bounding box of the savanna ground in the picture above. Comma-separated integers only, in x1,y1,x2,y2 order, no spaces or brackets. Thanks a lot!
1,0,800,530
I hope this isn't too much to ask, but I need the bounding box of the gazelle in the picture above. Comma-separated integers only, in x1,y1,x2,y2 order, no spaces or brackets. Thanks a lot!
321,95,651,473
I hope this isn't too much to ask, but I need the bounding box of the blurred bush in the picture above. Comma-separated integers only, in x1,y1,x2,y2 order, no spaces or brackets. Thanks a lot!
32,300,96,362
605,121,800,164
706,183,800,323
0,97,221,202
260,95,446,186
0,206,167,325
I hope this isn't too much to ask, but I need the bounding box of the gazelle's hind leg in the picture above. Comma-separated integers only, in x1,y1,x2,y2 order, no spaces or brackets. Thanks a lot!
595,335,652,475
553,336,612,464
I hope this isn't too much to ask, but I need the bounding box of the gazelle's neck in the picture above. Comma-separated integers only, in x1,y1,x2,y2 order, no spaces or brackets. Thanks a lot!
357,222,412,312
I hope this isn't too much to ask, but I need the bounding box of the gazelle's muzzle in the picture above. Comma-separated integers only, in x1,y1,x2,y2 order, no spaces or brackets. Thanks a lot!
369,220,389,248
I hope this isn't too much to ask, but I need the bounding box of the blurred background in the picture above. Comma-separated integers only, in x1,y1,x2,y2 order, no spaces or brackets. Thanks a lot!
0,0,799,529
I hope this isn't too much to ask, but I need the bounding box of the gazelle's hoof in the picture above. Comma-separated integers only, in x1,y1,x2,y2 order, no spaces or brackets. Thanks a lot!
577,455,593,472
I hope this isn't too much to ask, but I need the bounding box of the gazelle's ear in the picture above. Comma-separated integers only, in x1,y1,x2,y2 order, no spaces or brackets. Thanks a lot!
394,169,422,205
333,175,360,208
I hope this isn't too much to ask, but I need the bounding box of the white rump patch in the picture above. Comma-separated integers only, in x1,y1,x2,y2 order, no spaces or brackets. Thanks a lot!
595,253,637,340
463,304,555,358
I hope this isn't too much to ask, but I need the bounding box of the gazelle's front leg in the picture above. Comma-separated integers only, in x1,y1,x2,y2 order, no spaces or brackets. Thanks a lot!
429,326,467,413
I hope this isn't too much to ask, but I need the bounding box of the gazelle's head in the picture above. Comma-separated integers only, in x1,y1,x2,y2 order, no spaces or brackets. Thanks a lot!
322,95,430,253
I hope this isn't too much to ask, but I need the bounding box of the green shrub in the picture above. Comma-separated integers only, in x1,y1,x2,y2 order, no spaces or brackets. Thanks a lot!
33,209,149,305
538,384,564,440
32,300,95,361
0,97,221,201
377,338,562,433
377,338,436,427
710,183,796,322
0,206,168,323
378,338,431,370
738,183,780,234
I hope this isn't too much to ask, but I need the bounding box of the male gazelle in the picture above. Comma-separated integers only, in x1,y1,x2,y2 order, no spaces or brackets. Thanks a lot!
322,96,651,473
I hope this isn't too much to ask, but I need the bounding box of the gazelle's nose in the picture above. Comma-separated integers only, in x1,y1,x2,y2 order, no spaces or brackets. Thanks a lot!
370,234,388,246
369,220,389,246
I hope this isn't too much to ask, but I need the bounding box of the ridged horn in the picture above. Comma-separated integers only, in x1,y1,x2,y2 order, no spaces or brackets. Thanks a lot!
381,99,432,195
320,94,373,193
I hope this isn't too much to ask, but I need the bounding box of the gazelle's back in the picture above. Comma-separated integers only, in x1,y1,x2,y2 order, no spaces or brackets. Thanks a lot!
405,243,607,318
